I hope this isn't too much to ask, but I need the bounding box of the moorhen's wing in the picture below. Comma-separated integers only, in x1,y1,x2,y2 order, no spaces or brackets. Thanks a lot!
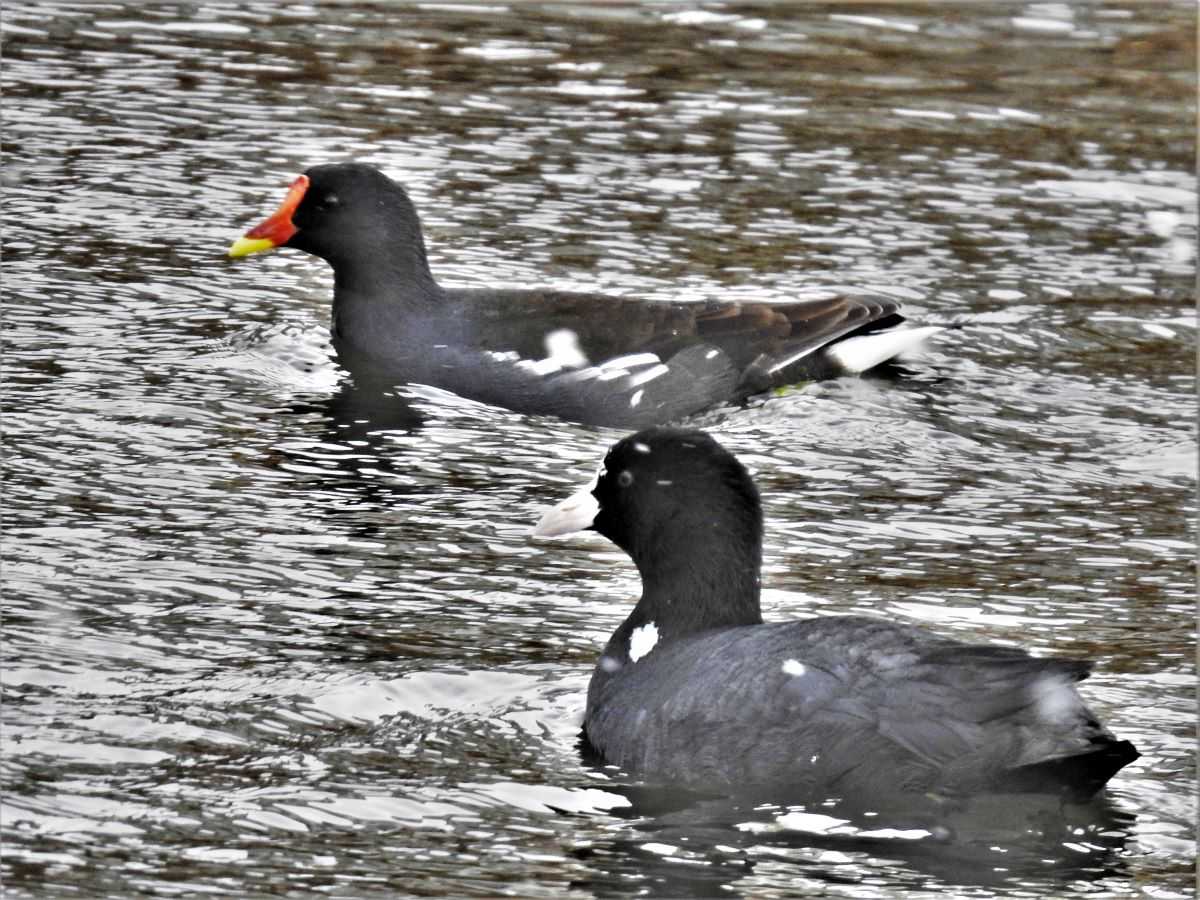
447,287,903,383
691,290,904,389
393,341,742,429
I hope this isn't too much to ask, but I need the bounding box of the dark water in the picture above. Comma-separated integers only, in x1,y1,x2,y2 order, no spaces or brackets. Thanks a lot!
3,2,1195,897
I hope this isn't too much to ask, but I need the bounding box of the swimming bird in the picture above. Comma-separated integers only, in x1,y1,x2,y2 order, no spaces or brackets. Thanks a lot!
534,427,1138,802
229,163,941,427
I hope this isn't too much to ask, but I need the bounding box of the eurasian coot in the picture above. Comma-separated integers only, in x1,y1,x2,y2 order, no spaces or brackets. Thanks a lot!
534,427,1138,802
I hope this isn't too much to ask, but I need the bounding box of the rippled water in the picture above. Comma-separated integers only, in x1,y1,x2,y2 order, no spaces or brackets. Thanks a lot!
3,2,1195,897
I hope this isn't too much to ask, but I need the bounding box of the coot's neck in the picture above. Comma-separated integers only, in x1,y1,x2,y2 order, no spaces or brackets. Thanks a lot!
629,529,763,640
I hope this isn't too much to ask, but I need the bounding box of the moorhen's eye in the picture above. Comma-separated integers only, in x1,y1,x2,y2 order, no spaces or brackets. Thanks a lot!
618,470,634,487
317,193,340,211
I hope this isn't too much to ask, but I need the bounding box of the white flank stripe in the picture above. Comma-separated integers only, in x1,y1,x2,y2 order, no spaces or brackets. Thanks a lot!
627,363,670,387
601,352,662,370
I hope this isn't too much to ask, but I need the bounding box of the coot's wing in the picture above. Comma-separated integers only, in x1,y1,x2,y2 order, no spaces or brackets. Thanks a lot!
584,619,938,795
877,644,1136,797
588,619,1133,800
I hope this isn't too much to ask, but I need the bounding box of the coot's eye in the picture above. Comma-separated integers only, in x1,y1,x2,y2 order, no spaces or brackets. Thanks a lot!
617,470,634,487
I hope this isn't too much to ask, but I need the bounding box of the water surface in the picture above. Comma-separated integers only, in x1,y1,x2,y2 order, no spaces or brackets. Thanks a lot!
3,2,1195,897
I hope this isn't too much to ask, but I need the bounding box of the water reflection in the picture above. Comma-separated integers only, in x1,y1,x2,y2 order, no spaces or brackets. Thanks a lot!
575,785,1136,895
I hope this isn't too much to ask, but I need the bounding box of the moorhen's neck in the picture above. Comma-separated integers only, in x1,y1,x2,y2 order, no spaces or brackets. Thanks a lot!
325,227,443,311
628,527,763,639
319,216,468,365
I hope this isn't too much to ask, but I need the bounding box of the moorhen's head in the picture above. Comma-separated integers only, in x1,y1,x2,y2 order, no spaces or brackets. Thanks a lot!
229,163,428,272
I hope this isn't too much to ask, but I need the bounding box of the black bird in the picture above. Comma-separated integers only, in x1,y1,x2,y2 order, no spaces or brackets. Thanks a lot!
534,428,1138,802
229,163,941,428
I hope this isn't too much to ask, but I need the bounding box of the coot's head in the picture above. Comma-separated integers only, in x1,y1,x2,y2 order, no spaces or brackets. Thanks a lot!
228,163,428,273
536,428,763,594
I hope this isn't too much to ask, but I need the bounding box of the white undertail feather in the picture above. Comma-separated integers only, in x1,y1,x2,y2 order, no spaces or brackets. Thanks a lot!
823,325,944,375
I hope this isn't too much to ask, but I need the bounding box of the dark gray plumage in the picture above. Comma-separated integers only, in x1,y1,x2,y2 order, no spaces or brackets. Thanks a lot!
537,428,1138,802
233,163,939,427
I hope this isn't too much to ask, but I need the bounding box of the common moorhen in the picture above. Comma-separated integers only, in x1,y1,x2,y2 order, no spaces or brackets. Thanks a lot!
230,163,942,427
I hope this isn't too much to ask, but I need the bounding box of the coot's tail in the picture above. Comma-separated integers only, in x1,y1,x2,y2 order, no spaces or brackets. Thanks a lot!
1004,739,1140,800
